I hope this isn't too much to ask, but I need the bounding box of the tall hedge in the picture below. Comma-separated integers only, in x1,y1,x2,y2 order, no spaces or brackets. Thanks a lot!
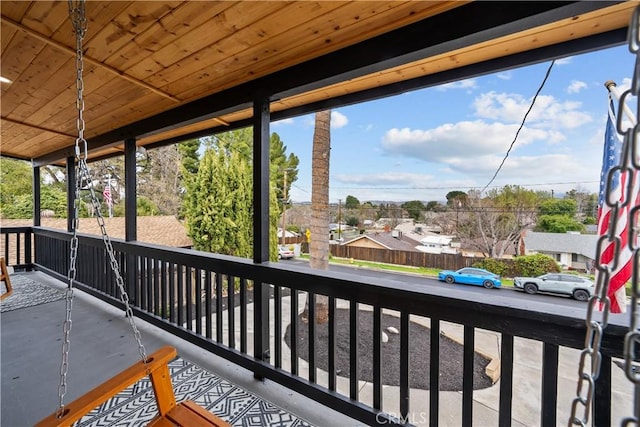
473,253,559,278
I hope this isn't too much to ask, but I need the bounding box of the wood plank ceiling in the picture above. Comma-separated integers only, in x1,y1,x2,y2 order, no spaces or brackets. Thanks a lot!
1,1,637,165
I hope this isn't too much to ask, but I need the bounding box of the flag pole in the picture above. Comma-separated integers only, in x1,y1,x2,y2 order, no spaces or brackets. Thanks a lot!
604,80,637,126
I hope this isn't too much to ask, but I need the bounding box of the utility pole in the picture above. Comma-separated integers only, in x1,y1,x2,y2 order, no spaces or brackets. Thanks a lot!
338,198,342,241
281,170,288,246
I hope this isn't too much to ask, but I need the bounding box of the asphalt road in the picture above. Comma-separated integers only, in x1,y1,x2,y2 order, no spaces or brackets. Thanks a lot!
283,257,589,311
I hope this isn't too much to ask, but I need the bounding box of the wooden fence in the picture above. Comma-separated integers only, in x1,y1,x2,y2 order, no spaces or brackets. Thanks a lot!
329,245,513,271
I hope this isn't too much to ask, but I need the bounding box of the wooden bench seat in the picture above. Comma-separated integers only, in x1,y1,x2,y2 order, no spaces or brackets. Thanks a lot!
36,346,229,427
0,257,12,300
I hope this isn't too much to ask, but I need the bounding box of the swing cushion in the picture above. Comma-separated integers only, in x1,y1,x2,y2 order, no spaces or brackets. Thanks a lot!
36,346,229,427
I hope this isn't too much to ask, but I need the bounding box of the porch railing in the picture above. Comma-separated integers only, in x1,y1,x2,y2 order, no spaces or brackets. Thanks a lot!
1,226,629,426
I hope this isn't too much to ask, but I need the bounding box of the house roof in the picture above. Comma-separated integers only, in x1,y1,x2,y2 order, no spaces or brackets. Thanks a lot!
1,216,192,248
343,231,420,252
523,231,597,259
1,2,634,166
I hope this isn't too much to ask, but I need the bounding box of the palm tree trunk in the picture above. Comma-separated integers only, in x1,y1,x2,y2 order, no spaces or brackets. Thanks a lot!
303,110,331,324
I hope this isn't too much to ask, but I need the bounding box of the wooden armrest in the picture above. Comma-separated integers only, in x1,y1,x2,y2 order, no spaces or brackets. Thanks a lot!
170,400,231,426
36,346,178,427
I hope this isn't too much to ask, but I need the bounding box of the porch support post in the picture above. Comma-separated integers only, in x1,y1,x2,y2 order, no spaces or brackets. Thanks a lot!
124,137,137,241
66,156,76,232
33,164,41,226
252,94,271,380
124,137,137,302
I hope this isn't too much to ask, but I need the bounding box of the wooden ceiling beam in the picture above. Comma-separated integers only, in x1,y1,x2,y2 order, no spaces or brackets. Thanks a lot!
1,116,75,138
0,15,181,103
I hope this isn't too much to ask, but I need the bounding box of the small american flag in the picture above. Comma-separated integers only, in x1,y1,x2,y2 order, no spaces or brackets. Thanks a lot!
596,95,638,313
103,185,112,207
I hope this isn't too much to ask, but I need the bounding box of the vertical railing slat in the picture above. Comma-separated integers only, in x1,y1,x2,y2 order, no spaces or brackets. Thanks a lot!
430,318,440,427
400,311,409,418
177,264,184,327
206,271,213,339
161,260,167,318
350,300,359,401
499,334,514,427
169,263,176,323
290,288,299,375
240,278,247,353
274,285,282,368
195,268,202,335
594,355,612,427
462,325,474,427
228,275,236,349
373,305,382,410
541,343,558,427
328,296,337,391
308,292,316,382
215,273,222,342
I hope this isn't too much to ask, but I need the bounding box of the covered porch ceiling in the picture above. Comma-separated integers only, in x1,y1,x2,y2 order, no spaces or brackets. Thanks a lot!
1,1,637,166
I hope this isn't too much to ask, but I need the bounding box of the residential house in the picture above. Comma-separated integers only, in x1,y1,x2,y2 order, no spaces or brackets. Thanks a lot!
341,230,421,252
522,231,597,272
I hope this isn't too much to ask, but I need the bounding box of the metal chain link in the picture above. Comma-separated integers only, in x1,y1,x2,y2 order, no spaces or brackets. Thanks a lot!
57,0,147,418
569,5,640,426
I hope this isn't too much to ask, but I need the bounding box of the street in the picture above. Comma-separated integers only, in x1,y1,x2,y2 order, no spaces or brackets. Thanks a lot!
284,258,589,311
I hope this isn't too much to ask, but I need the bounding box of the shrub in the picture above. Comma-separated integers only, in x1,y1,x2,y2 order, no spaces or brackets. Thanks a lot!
513,253,560,277
472,258,514,277
472,253,559,278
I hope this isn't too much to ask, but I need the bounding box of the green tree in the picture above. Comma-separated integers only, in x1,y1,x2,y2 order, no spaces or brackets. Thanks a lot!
425,201,442,211
446,190,467,206
537,198,577,216
345,195,360,209
536,215,585,233
346,216,359,227
201,129,298,214
461,186,538,258
183,130,279,260
401,200,425,221
184,148,253,257
0,158,32,217
178,139,201,176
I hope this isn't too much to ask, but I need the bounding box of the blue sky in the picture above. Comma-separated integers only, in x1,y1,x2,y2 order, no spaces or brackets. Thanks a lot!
271,44,635,204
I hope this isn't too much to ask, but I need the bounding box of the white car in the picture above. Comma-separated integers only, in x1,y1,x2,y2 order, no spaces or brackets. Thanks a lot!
278,245,294,260
513,273,593,301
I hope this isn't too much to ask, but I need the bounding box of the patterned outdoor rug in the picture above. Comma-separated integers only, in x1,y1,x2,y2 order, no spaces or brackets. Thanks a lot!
0,274,66,313
75,356,313,427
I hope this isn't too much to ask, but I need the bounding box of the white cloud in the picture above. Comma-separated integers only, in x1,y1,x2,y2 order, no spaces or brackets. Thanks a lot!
472,91,592,129
436,79,477,91
496,72,512,80
273,118,294,126
331,111,348,129
381,121,548,162
567,80,587,94
555,56,572,65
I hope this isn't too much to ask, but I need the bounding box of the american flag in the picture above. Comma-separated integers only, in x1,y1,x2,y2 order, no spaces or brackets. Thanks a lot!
103,184,112,207
596,95,638,313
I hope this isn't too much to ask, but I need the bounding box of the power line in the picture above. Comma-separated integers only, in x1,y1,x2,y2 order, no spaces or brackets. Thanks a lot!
479,60,556,194
326,180,598,191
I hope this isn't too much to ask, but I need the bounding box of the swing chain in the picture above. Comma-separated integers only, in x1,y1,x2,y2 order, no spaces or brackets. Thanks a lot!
57,0,148,417
569,6,640,426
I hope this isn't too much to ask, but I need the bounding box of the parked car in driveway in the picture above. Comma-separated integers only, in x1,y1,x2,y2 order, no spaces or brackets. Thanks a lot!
278,245,294,260
438,267,501,289
513,273,593,301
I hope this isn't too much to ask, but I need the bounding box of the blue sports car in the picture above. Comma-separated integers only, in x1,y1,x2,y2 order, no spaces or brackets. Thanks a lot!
438,267,501,289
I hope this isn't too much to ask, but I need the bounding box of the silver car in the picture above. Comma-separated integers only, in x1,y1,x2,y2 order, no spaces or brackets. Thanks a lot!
513,273,594,301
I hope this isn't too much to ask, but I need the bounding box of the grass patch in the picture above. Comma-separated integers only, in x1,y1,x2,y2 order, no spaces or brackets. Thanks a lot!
299,254,516,287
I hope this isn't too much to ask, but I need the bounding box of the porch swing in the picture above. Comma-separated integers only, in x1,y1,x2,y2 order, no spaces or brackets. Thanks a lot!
36,2,228,426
